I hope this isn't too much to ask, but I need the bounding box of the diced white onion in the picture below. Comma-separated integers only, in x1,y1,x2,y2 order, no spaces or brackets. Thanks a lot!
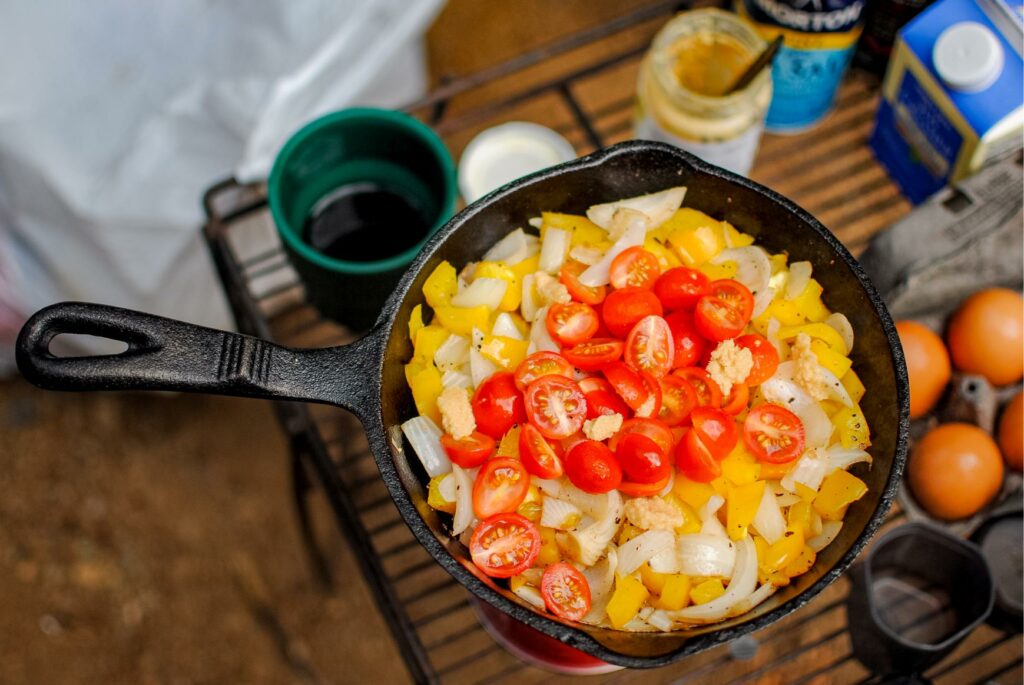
727,582,776,617
528,308,560,353
673,537,757,623
520,274,541,323
826,313,854,354
577,211,647,287
451,464,474,535
774,492,801,507
752,486,787,544
649,543,681,574
819,364,854,407
539,227,571,274
807,521,843,552
658,469,676,498
451,277,507,309
528,216,543,228
534,477,563,497
713,247,772,318
827,446,872,473
677,534,736,578
765,317,787,358
781,448,829,493
401,416,451,477
483,228,530,264
469,346,499,387
700,495,728,538
785,261,813,300
513,583,547,610
648,610,675,631
761,363,834,448
541,498,583,531
491,312,524,340
564,490,623,566
585,186,687,230
618,530,675,575
582,548,618,623
436,473,457,503
569,245,605,266
434,334,468,371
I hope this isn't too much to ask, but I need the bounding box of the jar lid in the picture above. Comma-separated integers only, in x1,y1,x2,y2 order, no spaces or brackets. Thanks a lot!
458,122,576,203
933,22,1004,92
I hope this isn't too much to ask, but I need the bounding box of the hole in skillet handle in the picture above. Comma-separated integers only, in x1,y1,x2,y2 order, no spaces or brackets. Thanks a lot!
48,334,130,358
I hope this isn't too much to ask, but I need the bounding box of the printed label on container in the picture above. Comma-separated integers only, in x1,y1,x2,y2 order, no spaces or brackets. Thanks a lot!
634,115,764,176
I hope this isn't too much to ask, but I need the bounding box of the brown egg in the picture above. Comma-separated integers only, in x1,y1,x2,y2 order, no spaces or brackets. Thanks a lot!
998,391,1023,472
909,423,1004,520
947,288,1024,386
896,320,951,419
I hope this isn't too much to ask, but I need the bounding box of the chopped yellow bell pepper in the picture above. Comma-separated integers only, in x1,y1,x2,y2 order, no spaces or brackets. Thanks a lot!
787,500,814,537
617,522,643,546
640,563,669,595
727,481,767,540
710,476,730,499
759,461,795,480
784,545,817,578
664,494,702,534
496,426,521,457
788,279,831,323
762,528,805,573
814,470,868,521
409,304,425,342
510,573,529,592
840,369,866,405
721,445,761,486
541,212,606,246
606,574,650,629
811,339,852,379
754,298,809,329
769,253,788,274
480,335,529,369
832,404,871,449
644,237,682,270
699,258,739,282
412,325,450,368
777,323,847,354
674,477,715,510
655,574,692,611
406,364,443,424
795,482,819,502
668,223,726,266
690,578,726,605
538,526,560,566
516,484,542,522
475,261,521,311
819,399,845,417
423,261,457,309
506,254,540,281
722,221,755,248
433,304,492,336
427,473,456,514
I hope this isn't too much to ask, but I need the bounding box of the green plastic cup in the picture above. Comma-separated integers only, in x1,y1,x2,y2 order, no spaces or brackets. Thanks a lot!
268,108,457,330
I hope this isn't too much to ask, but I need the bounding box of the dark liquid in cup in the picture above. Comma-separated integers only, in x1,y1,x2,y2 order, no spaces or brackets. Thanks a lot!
303,182,430,262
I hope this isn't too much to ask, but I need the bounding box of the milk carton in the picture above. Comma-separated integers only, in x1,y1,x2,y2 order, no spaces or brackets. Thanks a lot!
870,0,1023,203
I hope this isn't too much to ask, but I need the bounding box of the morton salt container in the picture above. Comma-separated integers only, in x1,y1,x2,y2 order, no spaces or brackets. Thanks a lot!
736,0,867,132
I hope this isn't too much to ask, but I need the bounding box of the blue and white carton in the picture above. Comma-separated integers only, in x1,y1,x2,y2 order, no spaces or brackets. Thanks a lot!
871,0,1023,204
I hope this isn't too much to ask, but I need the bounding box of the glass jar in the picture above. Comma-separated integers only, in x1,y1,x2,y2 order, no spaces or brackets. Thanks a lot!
635,9,772,176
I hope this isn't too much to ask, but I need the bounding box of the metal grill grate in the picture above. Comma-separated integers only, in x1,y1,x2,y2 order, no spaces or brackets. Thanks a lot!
201,3,1022,683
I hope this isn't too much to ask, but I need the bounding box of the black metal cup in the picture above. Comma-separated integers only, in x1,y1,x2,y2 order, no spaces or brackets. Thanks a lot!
847,522,995,676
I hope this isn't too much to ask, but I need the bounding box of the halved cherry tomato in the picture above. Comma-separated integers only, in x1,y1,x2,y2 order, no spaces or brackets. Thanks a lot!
615,432,671,483
720,383,750,416
673,367,723,410
560,260,606,305
690,407,738,459
743,404,806,463
676,430,722,483
564,440,622,493
734,334,780,386
440,431,496,468
472,372,526,439
602,287,664,338
694,280,754,341
608,417,674,456
473,457,531,518
658,375,699,426
514,351,574,392
634,371,663,419
470,513,541,578
578,377,612,394
546,302,599,346
625,315,675,377
619,473,671,497
563,338,623,371
519,423,564,479
602,362,648,410
541,563,592,621
653,267,709,311
559,431,588,454
665,310,709,368
610,247,661,290
525,376,587,439
580,378,631,419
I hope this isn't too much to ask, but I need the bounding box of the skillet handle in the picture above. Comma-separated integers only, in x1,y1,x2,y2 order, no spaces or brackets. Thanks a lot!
16,302,384,417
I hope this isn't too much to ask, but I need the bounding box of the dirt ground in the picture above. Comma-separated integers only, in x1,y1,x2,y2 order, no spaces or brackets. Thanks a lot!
0,2,655,684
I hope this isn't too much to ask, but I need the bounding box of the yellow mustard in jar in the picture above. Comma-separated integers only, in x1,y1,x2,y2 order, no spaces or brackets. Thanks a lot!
635,8,772,176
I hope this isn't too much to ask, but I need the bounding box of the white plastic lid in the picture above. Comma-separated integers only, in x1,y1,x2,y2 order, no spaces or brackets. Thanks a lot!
458,122,576,203
933,22,1004,92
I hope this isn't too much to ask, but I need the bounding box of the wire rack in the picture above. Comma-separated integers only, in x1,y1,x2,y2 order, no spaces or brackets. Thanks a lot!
201,2,1023,683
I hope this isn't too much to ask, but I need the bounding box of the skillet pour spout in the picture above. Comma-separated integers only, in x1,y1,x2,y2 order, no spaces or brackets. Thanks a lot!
16,141,909,668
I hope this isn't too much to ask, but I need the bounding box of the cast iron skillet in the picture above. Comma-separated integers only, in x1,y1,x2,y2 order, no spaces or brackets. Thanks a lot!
16,141,909,668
